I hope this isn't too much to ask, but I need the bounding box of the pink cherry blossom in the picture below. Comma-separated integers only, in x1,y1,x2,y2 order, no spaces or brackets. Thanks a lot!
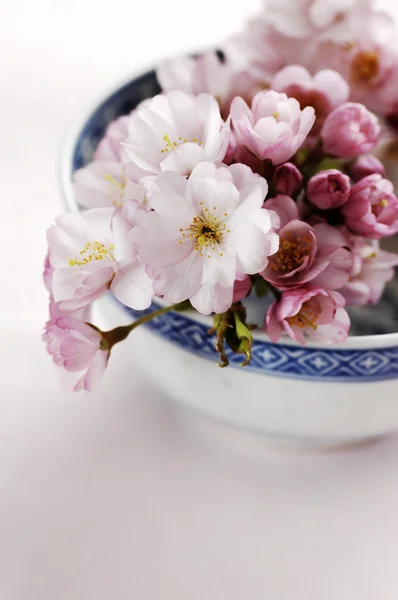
73,161,148,209
94,115,129,162
265,0,372,42
266,288,350,345
122,91,230,178
321,103,380,158
263,194,301,230
307,169,350,210
134,162,279,315
231,90,315,165
341,174,398,239
157,51,259,119
323,12,398,113
43,317,109,392
272,66,349,132
47,206,153,311
43,252,54,293
341,239,398,306
261,220,353,290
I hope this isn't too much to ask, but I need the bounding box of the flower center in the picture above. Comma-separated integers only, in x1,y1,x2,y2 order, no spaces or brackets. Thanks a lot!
268,231,313,274
351,51,380,84
161,134,204,154
333,11,346,24
179,203,230,258
287,301,319,331
69,241,115,267
104,173,126,207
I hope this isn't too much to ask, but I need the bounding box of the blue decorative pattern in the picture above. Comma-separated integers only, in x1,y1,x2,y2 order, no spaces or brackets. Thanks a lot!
70,69,398,382
123,304,398,382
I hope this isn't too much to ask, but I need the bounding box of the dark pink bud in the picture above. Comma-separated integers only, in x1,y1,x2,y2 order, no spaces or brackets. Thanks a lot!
232,275,252,303
350,155,386,181
274,163,303,197
307,169,350,210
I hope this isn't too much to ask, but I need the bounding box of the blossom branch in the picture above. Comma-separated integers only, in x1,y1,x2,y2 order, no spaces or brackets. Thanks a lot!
102,300,192,348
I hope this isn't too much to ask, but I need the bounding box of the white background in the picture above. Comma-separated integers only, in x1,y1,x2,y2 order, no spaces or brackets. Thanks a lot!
1,1,398,598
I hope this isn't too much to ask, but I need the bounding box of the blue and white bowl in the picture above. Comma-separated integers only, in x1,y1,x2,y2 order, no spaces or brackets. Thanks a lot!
60,70,398,444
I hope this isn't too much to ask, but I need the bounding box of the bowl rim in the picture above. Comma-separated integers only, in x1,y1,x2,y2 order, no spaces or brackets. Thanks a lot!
59,71,398,351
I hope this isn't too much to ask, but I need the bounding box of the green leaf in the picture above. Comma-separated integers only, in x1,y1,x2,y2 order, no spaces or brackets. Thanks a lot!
210,304,253,369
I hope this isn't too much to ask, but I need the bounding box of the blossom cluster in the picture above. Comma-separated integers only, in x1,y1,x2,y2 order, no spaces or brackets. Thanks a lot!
43,0,398,391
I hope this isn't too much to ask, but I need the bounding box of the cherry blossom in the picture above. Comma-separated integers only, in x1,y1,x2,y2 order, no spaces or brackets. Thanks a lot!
122,91,230,177
266,288,350,345
231,90,315,165
134,162,279,315
47,206,153,311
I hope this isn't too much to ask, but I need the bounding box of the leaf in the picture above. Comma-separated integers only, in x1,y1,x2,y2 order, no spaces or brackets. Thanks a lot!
210,303,253,369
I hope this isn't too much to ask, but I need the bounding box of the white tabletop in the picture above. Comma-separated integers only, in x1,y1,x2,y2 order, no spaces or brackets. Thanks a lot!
1,1,398,598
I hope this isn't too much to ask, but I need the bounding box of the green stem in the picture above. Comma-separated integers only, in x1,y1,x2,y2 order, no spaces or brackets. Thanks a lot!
103,300,191,347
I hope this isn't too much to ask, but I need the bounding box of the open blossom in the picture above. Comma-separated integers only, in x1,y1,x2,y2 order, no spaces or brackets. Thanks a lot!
327,12,398,112
122,91,230,178
134,162,279,315
94,114,130,162
321,103,380,158
261,197,353,290
44,252,54,293
266,288,350,346
272,66,349,132
265,0,374,44
73,161,148,209
157,51,258,119
307,169,350,210
341,174,398,239
231,90,315,165
264,194,302,229
43,317,109,392
265,0,371,41
340,237,398,306
47,205,153,311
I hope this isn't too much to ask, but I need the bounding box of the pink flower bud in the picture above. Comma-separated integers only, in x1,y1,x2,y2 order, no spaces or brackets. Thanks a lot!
350,155,386,181
307,169,350,210
232,275,252,303
321,103,381,158
274,163,303,197
341,174,398,239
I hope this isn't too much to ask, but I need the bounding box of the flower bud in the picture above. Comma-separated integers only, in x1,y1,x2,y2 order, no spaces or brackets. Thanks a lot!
321,102,380,158
307,169,350,210
274,163,303,197
350,155,386,181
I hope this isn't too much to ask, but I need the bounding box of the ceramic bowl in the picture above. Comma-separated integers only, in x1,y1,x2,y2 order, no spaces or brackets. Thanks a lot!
60,69,398,445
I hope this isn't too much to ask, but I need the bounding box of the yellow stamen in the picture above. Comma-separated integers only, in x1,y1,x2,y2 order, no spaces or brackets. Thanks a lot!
104,174,124,189
69,241,115,267
163,134,177,151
